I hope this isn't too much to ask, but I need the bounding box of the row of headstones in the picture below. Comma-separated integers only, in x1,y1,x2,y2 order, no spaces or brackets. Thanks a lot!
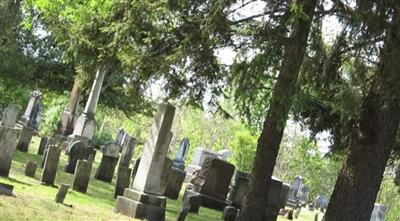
0,91,43,179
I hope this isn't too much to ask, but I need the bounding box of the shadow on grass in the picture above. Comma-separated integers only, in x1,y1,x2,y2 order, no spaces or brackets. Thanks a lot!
3,177,32,186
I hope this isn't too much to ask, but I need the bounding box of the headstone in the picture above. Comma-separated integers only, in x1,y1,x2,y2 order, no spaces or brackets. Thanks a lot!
65,140,92,174
73,160,92,193
16,126,34,152
370,204,385,221
119,135,137,168
177,194,200,221
1,104,17,127
41,144,61,185
227,171,251,207
71,67,106,140
217,149,232,161
185,148,219,182
130,158,141,186
0,182,14,196
18,90,42,130
24,160,37,177
57,80,80,136
37,136,48,155
314,195,329,210
297,185,310,205
40,137,58,168
55,184,70,203
114,166,132,198
114,103,175,221
165,167,186,199
186,157,235,212
0,127,19,177
95,142,120,182
290,175,303,198
294,207,301,218
314,213,319,221
115,129,128,147
222,206,238,221
172,138,190,170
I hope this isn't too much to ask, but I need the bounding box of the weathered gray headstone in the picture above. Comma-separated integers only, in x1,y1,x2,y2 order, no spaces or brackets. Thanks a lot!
130,158,141,186
95,142,120,182
24,160,37,177
55,184,70,203
114,103,175,221
315,195,329,210
1,104,17,127
217,149,232,161
165,167,186,199
71,66,106,140
37,136,48,155
73,160,92,193
290,175,303,198
16,126,34,152
0,182,14,196
185,148,219,182
119,135,137,168
65,140,92,174
114,166,132,198
160,158,173,195
115,129,128,147
0,127,19,177
222,206,238,221
57,80,80,136
18,90,42,130
297,185,310,205
40,137,58,168
41,144,61,185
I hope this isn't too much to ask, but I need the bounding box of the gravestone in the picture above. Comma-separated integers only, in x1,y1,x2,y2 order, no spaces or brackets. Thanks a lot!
25,160,37,177
186,157,235,212
114,103,175,221
185,148,219,182
130,158,141,186
370,204,385,221
40,137,58,168
41,144,61,185
217,149,232,161
167,139,188,199
114,166,132,198
160,158,173,195
65,140,92,174
73,160,92,193
0,127,20,177
56,184,70,203
172,138,190,170
37,136,48,155
224,171,291,221
0,182,14,196
290,175,303,198
95,142,120,182
114,135,138,198
119,135,137,168
57,80,80,136
115,129,128,147
314,195,329,210
16,126,35,152
1,104,17,127
297,185,310,205
18,90,43,130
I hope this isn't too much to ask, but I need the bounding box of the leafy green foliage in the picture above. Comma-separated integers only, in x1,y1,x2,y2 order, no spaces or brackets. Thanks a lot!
230,130,257,172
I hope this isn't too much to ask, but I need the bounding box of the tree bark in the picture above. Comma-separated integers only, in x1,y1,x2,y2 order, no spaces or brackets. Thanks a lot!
235,0,318,220
324,9,400,221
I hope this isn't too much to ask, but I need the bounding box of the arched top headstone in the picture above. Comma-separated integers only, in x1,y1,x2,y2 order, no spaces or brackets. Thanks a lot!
66,140,86,155
102,142,120,158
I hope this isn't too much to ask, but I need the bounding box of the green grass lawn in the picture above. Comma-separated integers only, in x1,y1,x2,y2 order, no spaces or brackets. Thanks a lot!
0,136,323,221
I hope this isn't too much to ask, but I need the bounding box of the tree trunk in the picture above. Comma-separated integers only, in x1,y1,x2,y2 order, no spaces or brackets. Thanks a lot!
235,0,318,220
324,10,400,221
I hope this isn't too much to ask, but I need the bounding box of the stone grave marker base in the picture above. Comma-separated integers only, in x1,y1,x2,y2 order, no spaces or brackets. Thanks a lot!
114,189,166,221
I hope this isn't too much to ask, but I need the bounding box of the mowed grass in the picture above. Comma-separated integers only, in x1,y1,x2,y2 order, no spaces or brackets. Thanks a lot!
0,136,322,221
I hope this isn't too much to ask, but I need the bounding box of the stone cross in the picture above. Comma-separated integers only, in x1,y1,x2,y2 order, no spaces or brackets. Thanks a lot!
1,104,17,127
71,65,107,140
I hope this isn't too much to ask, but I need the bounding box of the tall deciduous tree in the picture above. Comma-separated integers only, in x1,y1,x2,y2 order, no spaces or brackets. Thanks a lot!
324,2,400,220
235,0,318,220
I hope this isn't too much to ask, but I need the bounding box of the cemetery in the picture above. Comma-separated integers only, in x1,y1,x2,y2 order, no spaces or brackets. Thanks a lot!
0,0,399,221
